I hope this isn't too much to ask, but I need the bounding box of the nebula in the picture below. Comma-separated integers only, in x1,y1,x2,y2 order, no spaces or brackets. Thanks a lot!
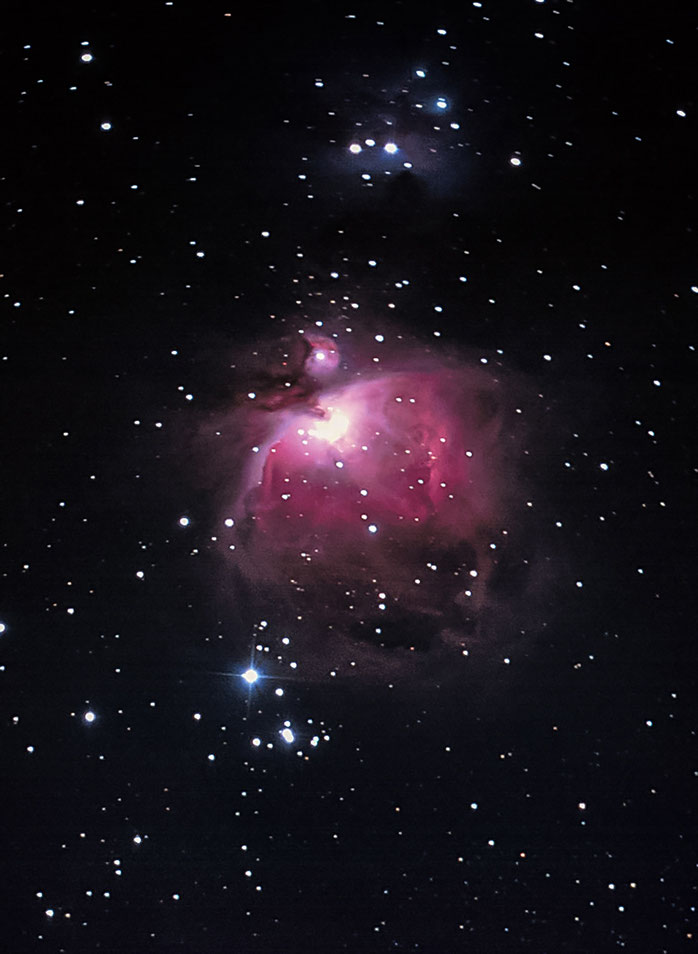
205,321,548,680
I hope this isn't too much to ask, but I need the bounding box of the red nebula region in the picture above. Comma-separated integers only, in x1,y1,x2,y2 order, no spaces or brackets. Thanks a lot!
249,373,499,581
220,328,528,654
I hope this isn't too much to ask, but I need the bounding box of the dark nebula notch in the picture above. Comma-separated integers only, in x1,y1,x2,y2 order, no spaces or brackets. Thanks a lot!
204,321,552,682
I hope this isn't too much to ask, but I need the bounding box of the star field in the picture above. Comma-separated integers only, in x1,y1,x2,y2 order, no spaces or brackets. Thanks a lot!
2,2,697,952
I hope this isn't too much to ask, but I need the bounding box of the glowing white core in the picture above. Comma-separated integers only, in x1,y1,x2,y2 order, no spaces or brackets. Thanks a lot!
308,408,349,444
242,668,259,684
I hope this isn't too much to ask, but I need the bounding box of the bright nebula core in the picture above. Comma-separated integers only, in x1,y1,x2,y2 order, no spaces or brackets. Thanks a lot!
207,322,545,679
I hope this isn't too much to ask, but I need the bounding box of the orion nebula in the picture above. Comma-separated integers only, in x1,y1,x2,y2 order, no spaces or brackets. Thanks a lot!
202,319,550,680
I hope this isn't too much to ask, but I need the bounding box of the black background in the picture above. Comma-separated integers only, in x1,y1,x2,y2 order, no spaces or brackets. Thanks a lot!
2,1,697,951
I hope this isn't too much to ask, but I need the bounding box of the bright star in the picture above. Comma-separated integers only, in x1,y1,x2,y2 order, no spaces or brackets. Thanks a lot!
242,668,259,684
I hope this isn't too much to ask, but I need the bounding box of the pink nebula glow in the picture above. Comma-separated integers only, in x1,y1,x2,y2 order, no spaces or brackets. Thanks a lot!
204,322,547,675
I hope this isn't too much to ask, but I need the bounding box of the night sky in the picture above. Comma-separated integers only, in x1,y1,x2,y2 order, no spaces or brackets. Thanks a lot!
3,2,697,951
